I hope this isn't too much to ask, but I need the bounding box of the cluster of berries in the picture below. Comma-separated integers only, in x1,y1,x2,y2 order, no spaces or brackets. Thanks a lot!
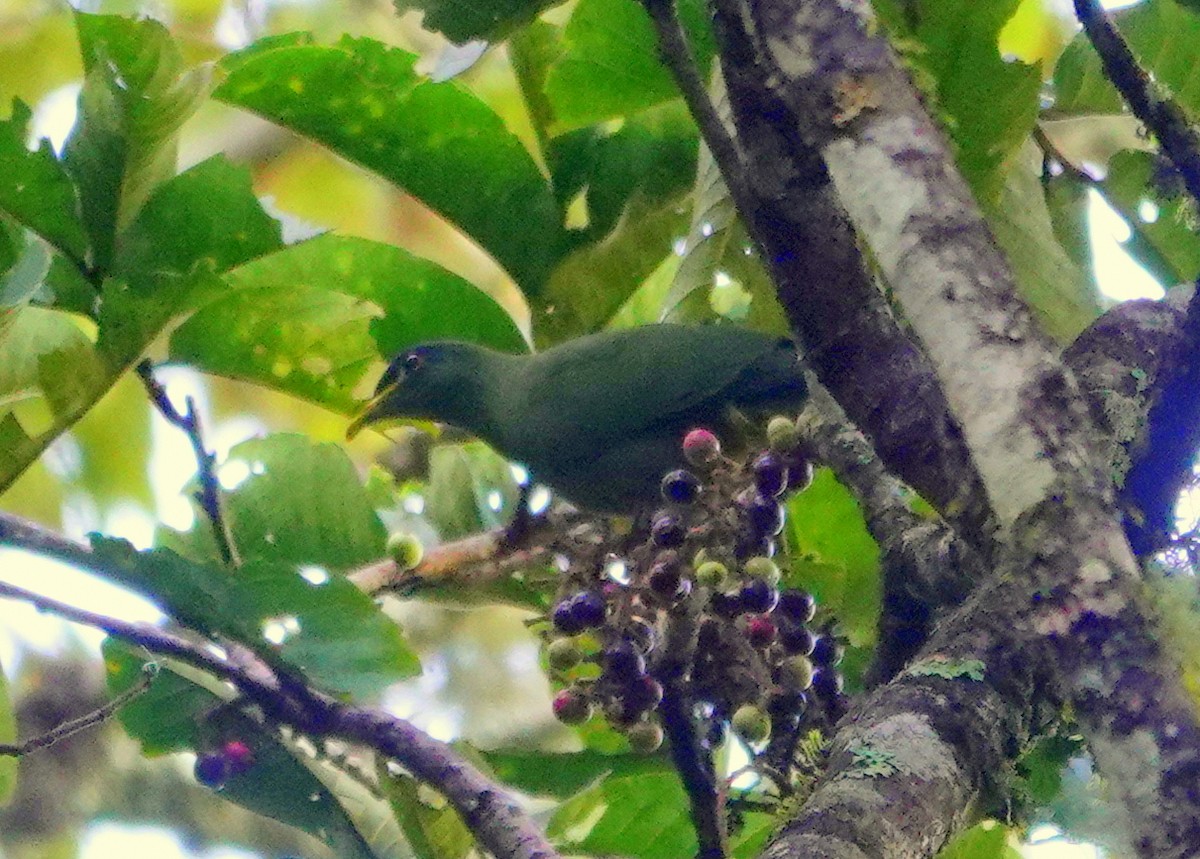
543,416,848,763
194,739,255,789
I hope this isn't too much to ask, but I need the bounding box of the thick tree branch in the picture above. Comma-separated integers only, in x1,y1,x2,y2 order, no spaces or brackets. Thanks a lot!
643,0,998,555
0,514,561,859
1070,1,1200,557
713,0,1200,855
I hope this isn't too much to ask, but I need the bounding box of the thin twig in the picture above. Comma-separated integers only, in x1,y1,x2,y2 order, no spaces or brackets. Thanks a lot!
640,0,753,213
135,360,240,567
0,666,156,756
1073,0,1200,206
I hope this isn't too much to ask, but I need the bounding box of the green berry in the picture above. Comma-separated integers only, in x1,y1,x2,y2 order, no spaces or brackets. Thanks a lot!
386,532,424,571
547,638,583,672
731,704,771,743
743,556,781,585
695,560,729,588
626,720,665,754
779,655,815,690
766,416,800,453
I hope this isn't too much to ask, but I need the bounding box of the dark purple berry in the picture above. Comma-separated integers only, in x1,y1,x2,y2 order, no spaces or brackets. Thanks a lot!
745,494,784,537
626,675,664,712
195,752,230,788
777,590,816,623
752,452,788,498
653,549,681,573
603,643,646,680
778,621,816,655
553,689,593,724
811,636,844,667
552,600,585,634
661,469,702,504
786,457,814,493
734,532,775,561
709,590,743,618
766,689,807,720
746,615,776,648
648,563,681,596
811,667,844,698
625,618,658,654
651,513,686,548
572,591,607,628
739,578,778,614
222,740,254,775
703,719,726,749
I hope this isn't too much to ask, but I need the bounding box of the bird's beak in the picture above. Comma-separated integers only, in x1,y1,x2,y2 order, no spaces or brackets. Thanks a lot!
345,381,401,440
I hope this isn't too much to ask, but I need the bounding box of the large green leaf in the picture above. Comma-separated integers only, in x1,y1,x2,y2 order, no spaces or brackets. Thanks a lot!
395,0,560,43
169,235,526,414
0,101,88,260
543,0,715,133
784,470,880,652
104,641,382,859
384,771,474,859
213,433,389,570
0,155,282,494
425,441,521,540
535,104,698,342
984,145,1101,343
874,0,1041,198
93,532,417,699
62,13,213,272
214,35,560,295
548,765,695,859
1054,0,1200,117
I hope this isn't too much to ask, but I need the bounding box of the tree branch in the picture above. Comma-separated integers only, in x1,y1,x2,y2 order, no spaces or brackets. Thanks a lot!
696,0,999,556
136,361,240,568
714,0,1200,854
0,514,561,859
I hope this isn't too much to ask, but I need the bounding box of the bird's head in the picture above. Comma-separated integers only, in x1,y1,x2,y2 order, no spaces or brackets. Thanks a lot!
346,342,499,439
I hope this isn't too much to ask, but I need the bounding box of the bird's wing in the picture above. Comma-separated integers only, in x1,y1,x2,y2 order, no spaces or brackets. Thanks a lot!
501,325,802,460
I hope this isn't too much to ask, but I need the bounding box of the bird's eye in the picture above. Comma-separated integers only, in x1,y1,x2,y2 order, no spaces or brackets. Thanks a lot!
404,352,425,373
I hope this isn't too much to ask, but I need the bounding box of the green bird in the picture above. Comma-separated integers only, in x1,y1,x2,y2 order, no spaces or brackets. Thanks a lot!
347,324,807,513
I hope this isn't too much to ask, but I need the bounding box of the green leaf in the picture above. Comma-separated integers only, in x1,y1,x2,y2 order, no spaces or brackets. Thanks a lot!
544,0,714,133
535,105,697,342
98,155,283,366
0,304,105,446
216,433,390,569
784,470,880,652
104,641,381,858
0,232,53,307
485,749,676,798
0,654,16,806
93,531,417,698
874,0,1041,198
983,145,1101,343
0,101,88,260
169,235,526,414
1016,733,1084,806
385,772,474,859
62,13,213,271
214,35,560,294
547,763,695,859
0,156,281,494
396,0,560,42
937,821,1021,859
425,441,520,540
1102,150,1200,286
1055,0,1200,117
103,639,227,755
